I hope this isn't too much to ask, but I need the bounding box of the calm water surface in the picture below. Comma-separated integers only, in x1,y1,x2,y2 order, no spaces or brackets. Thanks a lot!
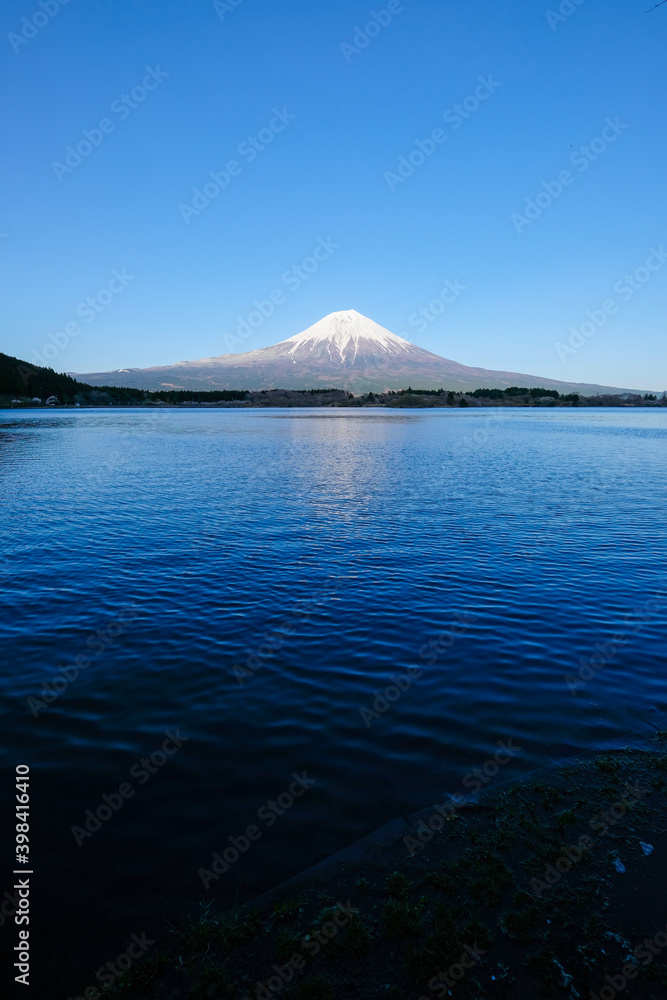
1,407,666,995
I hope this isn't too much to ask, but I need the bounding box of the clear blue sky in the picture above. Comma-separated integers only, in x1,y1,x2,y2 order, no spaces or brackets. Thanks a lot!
2,0,665,389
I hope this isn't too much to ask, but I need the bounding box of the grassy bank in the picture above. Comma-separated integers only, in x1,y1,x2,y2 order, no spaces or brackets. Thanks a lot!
89,742,667,1000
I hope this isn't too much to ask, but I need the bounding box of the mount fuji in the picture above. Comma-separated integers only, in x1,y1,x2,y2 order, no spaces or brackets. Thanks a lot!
72,310,637,395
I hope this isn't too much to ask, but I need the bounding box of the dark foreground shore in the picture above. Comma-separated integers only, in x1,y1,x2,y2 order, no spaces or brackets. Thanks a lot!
83,742,667,1000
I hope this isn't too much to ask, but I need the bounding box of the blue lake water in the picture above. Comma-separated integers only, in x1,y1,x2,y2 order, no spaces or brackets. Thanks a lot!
1,407,666,996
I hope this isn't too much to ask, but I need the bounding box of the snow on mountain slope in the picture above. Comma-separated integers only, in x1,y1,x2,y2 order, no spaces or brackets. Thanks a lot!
282,310,413,363
71,309,641,395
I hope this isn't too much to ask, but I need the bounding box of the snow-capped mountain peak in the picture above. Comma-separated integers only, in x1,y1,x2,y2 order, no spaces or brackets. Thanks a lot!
282,310,412,363
71,309,637,397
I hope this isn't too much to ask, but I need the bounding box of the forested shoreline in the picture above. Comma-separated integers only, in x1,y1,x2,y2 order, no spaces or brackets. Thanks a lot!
1,353,664,409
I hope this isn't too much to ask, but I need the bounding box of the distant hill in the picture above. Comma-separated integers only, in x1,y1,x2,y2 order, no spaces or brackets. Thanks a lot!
71,309,648,395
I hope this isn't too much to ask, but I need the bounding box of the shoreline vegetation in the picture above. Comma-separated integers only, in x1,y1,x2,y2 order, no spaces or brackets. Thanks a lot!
79,743,667,1000
1,353,665,410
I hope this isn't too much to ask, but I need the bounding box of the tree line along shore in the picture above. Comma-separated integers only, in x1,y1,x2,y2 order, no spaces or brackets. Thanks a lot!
1,352,665,409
